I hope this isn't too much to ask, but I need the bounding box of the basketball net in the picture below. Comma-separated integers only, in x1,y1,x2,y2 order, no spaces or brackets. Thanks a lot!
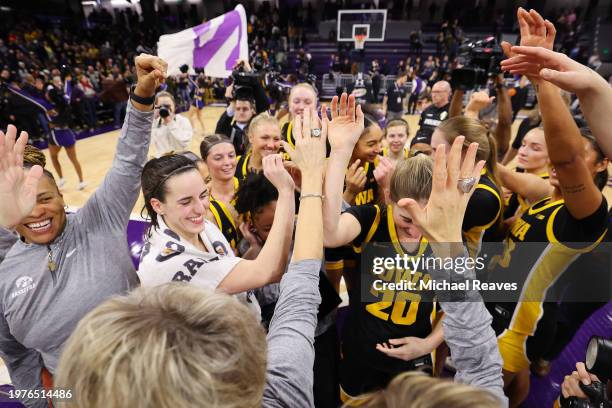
354,34,366,50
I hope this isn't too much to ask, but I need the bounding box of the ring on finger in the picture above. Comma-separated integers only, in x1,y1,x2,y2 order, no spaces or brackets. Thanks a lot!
457,176,476,194
311,128,321,138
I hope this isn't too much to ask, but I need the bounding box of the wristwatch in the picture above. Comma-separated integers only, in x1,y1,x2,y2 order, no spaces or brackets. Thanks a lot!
129,85,155,106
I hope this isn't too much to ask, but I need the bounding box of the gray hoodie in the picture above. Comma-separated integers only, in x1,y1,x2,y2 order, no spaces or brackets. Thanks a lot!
0,103,151,408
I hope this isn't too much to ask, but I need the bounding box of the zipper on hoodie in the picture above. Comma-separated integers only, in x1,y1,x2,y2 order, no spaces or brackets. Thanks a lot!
46,245,57,285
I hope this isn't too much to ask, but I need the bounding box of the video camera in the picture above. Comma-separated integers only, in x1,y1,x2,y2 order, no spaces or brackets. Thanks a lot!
231,62,261,100
451,36,505,91
560,336,612,408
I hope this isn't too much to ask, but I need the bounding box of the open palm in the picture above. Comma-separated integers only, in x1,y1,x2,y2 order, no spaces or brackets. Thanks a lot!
0,125,43,229
398,137,485,243
502,8,556,58
327,93,364,153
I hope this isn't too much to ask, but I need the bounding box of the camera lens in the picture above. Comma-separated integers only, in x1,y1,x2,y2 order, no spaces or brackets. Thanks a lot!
159,107,170,118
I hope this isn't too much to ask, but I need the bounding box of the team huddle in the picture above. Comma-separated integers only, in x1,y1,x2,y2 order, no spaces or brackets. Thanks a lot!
0,7,610,408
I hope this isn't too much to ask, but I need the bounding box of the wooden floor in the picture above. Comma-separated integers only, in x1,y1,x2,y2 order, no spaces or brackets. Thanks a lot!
44,106,612,211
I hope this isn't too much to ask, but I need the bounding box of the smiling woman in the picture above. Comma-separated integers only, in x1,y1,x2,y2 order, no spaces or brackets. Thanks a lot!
137,151,296,318
0,53,166,408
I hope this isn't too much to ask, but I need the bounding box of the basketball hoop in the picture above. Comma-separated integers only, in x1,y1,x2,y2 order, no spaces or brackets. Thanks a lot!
354,34,366,50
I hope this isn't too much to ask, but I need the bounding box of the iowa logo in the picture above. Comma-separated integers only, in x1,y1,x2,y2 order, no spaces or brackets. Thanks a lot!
11,276,37,299
15,276,33,289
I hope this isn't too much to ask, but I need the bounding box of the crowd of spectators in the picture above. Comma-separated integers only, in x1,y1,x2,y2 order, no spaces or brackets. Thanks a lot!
0,1,319,141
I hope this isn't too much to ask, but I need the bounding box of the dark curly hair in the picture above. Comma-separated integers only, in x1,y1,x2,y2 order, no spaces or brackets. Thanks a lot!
234,173,278,217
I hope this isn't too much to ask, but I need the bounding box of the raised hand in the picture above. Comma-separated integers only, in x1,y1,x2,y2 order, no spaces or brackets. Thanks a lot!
465,91,495,117
0,125,43,229
501,8,556,61
327,93,365,153
282,106,327,178
262,154,295,194
376,337,432,362
398,137,485,243
501,46,604,95
134,54,168,99
373,155,395,191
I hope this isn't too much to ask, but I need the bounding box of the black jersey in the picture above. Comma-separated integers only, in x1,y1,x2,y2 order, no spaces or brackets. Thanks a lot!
235,153,253,181
351,161,379,206
282,121,295,149
463,169,504,255
342,204,437,374
504,172,549,220
488,196,608,338
209,199,239,252
414,103,450,145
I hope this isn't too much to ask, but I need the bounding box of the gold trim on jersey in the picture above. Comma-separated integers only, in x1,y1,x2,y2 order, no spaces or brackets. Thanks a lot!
352,205,381,254
325,260,344,271
464,169,502,255
286,121,295,149
381,146,409,160
545,204,608,251
528,197,563,215
210,177,240,207
209,199,238,249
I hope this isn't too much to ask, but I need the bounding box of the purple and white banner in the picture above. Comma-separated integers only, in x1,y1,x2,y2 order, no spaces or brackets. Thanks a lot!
157,5,248,78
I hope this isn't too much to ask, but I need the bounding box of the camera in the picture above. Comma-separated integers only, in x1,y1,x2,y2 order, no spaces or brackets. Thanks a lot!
158,104,172,119
560,336,612,408
231,63,261,100
451,36,505,91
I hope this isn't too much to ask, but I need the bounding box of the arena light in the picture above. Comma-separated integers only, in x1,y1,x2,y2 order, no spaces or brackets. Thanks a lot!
110,0,139,6
81,1,97,5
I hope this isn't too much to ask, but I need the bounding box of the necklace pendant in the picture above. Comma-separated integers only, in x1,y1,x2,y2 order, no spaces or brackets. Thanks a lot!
48,260,57,272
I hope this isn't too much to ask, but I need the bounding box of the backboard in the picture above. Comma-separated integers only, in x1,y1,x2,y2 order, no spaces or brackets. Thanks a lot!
337,9,387,42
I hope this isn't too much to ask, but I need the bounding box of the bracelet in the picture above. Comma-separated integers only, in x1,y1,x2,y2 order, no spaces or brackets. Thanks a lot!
300,193,325,201
129,85,155,106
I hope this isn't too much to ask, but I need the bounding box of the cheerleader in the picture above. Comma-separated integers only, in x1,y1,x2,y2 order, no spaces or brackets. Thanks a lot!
187,71,207,135
46,75,86,190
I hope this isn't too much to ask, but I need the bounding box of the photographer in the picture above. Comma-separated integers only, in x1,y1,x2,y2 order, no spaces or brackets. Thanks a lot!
215,60,270,156
560,360,611,407
151,91,193,157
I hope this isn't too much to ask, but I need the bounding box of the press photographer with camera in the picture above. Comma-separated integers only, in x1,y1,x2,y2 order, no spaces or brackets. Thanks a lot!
559,337,612,408
151,91,193,157
215,60,270,156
